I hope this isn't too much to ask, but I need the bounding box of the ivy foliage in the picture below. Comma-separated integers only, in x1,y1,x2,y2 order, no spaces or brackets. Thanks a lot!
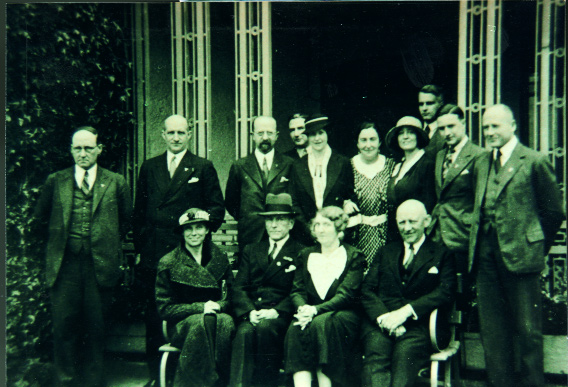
6,4,133,386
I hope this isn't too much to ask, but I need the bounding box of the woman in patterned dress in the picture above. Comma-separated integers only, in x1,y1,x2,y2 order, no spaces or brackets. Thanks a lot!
350,122,396,268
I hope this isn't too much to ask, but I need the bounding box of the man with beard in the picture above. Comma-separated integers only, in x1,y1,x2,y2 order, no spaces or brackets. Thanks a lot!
226,116,294,265
284,113,310,159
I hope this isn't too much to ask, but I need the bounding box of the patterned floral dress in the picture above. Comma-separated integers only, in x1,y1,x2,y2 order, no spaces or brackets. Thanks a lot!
351,154,396,268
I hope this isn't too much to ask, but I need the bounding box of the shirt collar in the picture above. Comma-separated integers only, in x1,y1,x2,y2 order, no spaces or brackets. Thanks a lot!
75,164,97,187
268,234,290,256
255,148,275,168
494,135,518,165
405,234,426,253
167,149,187,164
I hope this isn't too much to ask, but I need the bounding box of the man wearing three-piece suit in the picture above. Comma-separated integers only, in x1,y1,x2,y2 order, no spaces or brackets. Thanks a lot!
34,127,132,387
225,116,295,259
230,193,305,387
469,104,565,387
361,199,456,387
431,104,485,274
132,114,225,385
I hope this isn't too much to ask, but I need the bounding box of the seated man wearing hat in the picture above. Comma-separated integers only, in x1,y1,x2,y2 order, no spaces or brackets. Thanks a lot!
155,208,235,387
230,193,305,387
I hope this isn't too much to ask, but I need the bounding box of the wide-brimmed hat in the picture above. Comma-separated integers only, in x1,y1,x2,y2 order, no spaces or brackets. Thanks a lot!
304,114,330,136
257,193,295,216
175,208,211,233
385,116,430,154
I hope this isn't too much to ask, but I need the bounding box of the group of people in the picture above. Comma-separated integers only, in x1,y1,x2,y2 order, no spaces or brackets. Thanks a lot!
33,83,565,387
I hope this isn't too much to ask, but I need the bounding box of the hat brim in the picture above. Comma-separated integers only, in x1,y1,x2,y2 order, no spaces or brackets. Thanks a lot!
385,125,430,154
257,211,296,216
175,219,211,233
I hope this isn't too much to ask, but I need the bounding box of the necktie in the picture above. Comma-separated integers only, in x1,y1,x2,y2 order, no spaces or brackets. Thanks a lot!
261,157,269,185
404,244,415,270
169,155,177,178
81,171,90,195
268,242,277,264
494,149,502,174
442,146,456,180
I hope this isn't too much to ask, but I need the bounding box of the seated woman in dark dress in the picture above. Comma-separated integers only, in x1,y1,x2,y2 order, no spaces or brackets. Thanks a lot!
155,208,235,387
284,206,365,387
385,116,436,240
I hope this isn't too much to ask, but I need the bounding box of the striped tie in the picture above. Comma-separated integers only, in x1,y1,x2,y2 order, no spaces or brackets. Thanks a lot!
81,171,90,195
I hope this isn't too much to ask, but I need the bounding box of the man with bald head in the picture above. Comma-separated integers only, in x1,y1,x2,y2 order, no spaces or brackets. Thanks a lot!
361,199,456,387
226,116,294,261
34,126,132,386
133,114,225,385
469,104,565,387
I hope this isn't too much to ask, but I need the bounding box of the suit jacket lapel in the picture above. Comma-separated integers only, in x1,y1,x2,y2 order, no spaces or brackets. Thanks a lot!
262,239,294,282
266,152,285,185
155,153,171,195
297,157,316,203
92,167,110,214
323,152,341,201
442,142,475,189
494,143,525,199
243,154,264,189
435,151,445,193
162,152,196,205
407,239,436,283
476,152,491,209
60,168,76,231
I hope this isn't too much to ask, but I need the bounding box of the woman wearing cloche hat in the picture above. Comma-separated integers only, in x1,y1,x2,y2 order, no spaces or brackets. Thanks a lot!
289,114,359,245
155,208,235,387
385,116,436,240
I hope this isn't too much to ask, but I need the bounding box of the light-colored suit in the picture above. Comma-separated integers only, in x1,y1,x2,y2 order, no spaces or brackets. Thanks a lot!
469,142,564,273
432,141,485,253
469,140,565,387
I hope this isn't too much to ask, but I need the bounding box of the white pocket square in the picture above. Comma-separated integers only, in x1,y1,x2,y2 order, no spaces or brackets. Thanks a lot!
188,177,200,184
459,169,470,175
280,176,289,183
285,265,296,273
428,266,439,274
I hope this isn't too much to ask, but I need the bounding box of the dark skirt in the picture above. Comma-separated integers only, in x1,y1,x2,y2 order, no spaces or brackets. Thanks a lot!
284,310,360,386
170,313,235,387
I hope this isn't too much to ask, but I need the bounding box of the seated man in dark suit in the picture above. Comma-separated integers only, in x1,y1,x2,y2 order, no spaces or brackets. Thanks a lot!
230,193,305,387
361,199,456,387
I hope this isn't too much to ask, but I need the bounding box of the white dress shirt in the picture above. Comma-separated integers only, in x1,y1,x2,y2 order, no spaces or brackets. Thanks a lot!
494,135,518,168
402,234,426,267
307,245,347,300
308,145,332,209
74,164,97,190
255,148,275,172
268,234,289,259
167,149,187,174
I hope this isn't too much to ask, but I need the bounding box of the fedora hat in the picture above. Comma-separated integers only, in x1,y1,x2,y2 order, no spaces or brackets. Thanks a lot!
385,116,429,154
304,114,330,136
175,208,211,233
257,193,295,216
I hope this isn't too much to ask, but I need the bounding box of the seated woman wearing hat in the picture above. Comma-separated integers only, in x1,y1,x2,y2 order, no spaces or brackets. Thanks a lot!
289,115,358,245
385,116,436,241
284,206,365,387
155,208,235,387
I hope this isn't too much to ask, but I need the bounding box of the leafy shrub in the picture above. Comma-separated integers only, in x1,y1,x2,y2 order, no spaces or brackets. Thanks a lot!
6,4,133,386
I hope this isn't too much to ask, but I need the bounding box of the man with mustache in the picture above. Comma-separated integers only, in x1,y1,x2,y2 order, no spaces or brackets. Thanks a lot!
226,116,294,266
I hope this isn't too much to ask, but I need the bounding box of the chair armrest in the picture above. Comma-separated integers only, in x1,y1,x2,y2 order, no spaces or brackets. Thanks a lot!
162,320,170,342
429,308,455,353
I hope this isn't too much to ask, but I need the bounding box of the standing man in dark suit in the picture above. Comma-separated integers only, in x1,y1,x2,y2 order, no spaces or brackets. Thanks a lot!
133,114,225,386
431,104,485,273
34,126,132,387
225,116,295,256
418,84,446,156
469,104,565,387
361,199,456,387
230,193,305,387
284,113,310,159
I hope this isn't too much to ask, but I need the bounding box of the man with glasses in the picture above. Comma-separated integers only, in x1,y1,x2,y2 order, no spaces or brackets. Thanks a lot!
226,116,294,263
230,193,304,387
34,126,132,386
132,114,225,386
